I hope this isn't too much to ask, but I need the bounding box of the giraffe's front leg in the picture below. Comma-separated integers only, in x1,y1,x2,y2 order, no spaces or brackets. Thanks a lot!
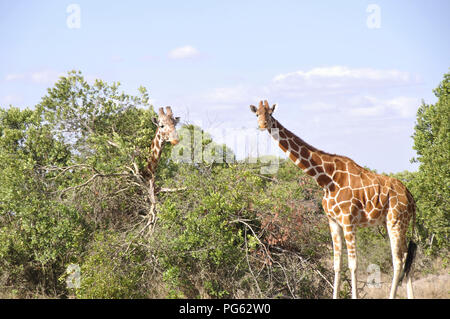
328,218,343,299
343,225,358,299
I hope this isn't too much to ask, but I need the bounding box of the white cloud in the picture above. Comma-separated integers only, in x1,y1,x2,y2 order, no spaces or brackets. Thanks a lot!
347,96,420,118
1,94,23,105
30,70,64,85
349,105,384,117
273,66,412,82
168,45,200,59
192,66,420,120
202,85,255,105
4,70,64,85
5,73,25,81
271,66,418,96
385,96,420,118
300,101,336,111
165,65,421,144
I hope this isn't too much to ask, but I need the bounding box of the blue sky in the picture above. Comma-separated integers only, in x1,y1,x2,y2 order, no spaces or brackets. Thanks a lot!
1,0,449,173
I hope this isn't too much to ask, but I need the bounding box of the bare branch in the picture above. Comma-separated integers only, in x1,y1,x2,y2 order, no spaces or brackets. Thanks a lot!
157,187,187,193
56,172,129,199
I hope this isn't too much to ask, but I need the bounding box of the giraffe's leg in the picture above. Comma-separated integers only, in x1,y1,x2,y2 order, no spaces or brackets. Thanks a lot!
405,250,415,299
387,223,406,299
343,225,358,299
328,218,343,299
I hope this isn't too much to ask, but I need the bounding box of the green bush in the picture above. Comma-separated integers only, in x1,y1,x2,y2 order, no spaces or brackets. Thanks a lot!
0,107,85,296
410,72,450,255
75,231,150,299
152,162,332,298
154,165,262,298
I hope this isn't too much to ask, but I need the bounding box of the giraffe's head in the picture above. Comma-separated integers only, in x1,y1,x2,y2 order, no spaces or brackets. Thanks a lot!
249,100,277,130
152,106,180,145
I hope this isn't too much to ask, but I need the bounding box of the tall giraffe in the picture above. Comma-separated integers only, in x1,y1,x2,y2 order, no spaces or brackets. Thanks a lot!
146,106,180,221
250,100,417,299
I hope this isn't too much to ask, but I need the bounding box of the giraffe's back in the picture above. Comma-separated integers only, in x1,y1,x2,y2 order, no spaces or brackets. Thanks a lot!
324,158,415,229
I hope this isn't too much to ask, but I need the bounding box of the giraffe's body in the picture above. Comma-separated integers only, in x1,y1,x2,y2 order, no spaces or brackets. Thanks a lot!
250,100,416,299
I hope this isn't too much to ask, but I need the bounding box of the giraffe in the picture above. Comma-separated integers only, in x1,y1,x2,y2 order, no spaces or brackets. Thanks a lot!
250,100,417,299
148,106,180,175
145,106,180,222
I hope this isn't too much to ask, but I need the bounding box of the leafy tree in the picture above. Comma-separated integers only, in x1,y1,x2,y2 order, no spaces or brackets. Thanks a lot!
0,71,169,296
0,106,85,296
34,70,177,226
75,231,151,299
410,72,450,253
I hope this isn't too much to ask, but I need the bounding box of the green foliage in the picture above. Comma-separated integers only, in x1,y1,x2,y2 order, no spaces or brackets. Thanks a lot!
259,160,329,256
37,70,158,175
155,165,263,298
0,71,160,296
356,227,392,273
152,162,332,298
410,72,450,254
0,107,85,295
75,231,150,299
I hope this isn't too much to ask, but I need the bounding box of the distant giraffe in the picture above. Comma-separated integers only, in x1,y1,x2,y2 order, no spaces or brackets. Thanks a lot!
250,100,417,299
148,106,180,175
146,106,180,222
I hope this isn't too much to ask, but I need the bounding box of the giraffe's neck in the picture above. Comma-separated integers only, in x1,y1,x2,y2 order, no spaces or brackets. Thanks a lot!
147,129,164,178
268,118,335,189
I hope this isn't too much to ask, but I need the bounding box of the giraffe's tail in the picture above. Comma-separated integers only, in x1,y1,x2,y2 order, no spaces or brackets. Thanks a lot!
399,241,417,284
408,188,417,237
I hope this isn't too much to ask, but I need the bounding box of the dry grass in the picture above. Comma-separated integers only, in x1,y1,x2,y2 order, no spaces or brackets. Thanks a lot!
361,270,449,299
359,254,450,299
320,244,449,299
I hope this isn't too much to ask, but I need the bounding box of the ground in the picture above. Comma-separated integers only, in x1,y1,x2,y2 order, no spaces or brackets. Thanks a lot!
361,270,449,299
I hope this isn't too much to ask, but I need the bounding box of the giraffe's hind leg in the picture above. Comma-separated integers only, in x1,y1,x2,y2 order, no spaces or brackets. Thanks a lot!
387,217,408,299
405,245,415,299
343,225,358,299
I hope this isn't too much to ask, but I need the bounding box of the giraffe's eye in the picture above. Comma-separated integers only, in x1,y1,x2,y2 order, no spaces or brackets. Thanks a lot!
160,125,165,128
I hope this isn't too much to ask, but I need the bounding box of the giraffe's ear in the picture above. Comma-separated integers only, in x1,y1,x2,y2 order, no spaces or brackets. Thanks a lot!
174,117,180,125
152,117,159,126
269,104,277,114
249,105,257,113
